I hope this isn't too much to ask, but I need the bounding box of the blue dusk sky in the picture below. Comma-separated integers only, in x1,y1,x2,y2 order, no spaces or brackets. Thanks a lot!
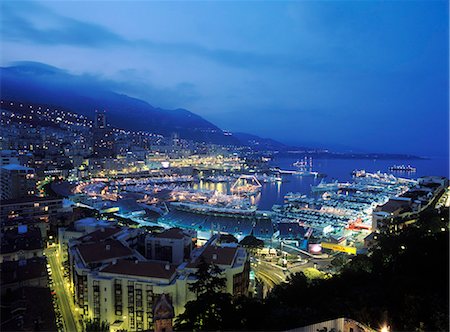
1,0,448,157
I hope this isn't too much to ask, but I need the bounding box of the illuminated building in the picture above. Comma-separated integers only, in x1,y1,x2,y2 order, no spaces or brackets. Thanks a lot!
0,164,36,200
286,317,375,332
0,196,63,223
0,225,44,263
93,111,114,158
67,230,249,331
0,150,20,166
145,228,195,264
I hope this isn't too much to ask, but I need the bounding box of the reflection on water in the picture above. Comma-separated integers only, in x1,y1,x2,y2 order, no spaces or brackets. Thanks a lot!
189,157,447,211
193,181,229,194
192,176,320,211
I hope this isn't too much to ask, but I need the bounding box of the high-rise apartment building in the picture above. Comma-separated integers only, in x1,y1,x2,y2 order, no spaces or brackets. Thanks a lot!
68,230,249,332
0,164,36,200
0,150,20,166
92,111,114,158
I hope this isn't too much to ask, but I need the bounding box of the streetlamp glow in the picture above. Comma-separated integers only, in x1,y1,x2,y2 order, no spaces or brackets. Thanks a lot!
381,325,390,332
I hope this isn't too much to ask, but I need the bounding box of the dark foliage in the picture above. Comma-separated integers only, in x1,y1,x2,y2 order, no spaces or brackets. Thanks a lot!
176,207,449,331
84,319,109,332
239,235,264,249
219,233,239,244
188,257,226,297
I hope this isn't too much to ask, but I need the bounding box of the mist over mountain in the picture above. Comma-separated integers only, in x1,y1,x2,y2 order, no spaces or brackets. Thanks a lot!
0,62,241,145
233,132,299,151
0,62,427,158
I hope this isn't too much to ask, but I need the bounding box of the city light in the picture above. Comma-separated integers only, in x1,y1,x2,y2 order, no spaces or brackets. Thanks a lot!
380,325,390,332
0,2,448,331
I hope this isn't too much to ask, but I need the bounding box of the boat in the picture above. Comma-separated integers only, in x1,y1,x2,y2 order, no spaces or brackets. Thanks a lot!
292,157,325,177
204,175,233,183
293,157,313,169
352,169,366,177
231,175,262,196
255,173,283,183
231,184,261,196
388,165,416,172
311,179,346,193
170,201,272,220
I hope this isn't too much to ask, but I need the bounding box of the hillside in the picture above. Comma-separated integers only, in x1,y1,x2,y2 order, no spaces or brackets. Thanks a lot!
0,62,238,145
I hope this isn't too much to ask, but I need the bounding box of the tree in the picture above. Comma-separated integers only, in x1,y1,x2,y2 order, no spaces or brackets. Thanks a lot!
84,319,109,332
175,257,235,331
239,235,264,251
178,205,449,331
330,253,349,269
219,233,238,244
188,257,226,296
175,292,236,331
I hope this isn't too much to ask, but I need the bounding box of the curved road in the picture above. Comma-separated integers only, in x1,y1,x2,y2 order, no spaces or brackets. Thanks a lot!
253,260,287,291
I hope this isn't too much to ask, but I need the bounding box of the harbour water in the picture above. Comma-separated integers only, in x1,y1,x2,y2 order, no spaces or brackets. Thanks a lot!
191,156,448,210
158,156,447,237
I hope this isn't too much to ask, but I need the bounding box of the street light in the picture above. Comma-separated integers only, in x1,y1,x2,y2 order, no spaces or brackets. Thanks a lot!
381,325,390,332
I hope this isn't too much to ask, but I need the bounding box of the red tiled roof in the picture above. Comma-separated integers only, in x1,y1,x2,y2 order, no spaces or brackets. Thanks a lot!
187,245,238,268
77,227,122,243
1,257,47,285
375,199,410,214
1,227,43,254
100,259,176,280
76,240,133,264
154,228,185,240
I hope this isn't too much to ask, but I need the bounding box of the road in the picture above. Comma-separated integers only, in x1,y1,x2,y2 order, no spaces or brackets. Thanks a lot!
45,247,80,332
252,252,336,293
288,256,334,275
253,259,287,290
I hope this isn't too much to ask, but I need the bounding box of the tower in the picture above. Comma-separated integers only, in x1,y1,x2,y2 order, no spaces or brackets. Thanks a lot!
0,164,36,200
153,294,174,332
95,111,107,129
92,110,114,158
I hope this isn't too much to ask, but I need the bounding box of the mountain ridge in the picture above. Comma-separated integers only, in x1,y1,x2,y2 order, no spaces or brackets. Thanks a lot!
0,62,241,145
0,62,425,159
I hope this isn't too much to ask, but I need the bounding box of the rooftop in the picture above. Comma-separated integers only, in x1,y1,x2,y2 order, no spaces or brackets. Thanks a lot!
187,245,238,267
0,150,18,156
1,257,47,285
375,199,411,214
1,226,43,254
1,164,33,171
100,259,176,280
153,227,186,240
0,286,57,332
76,239,133,265
77,227,122,243
0,195,63,206
277,222,309,239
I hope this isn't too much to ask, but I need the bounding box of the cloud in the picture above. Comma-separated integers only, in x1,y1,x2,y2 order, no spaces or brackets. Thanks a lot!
1,1,447,157
0,1,331,72
106,69,202,108
1,1,126,47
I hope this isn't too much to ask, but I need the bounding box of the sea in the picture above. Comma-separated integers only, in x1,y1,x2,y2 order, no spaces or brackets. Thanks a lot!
159,156,448,237
194,156,449,211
